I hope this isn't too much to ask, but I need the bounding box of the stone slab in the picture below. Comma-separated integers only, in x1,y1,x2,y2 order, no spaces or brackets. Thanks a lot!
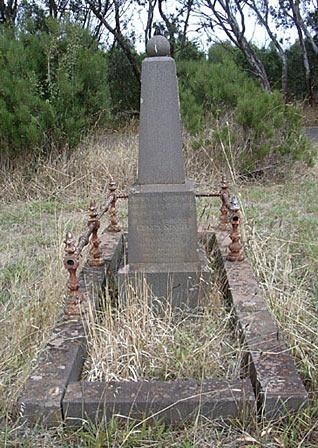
247,339,308,418
118,240,210,310
304,126,318,142
138,56,185,185
214,229,308,417
101,232,126,276
19,231,123,427
63,378,255,426
128,185,199,266
19,319,86,426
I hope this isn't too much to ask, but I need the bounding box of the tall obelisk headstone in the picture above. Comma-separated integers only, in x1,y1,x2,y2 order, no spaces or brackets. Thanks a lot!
118,36,208,308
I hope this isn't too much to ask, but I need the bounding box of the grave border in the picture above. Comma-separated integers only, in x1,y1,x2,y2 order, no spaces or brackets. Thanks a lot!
19,229,307,427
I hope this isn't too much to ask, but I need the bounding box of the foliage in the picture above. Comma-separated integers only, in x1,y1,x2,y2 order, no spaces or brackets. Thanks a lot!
107,46,141,117
0,19,111,158
286,40,318,100
178,54,312,170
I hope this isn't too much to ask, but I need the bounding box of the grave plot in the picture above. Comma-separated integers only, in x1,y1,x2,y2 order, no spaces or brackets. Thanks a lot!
19,35,307,428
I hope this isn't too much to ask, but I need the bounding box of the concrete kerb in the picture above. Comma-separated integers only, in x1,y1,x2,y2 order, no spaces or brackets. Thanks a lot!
18,231,123,427
19,229,307,427
62,378,255,427
213,230,308,418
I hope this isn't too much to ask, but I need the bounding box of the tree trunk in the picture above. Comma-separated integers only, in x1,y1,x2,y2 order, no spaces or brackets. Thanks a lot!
294,0,318,58
281,52,289,101
204,0,271,92
87,0,140,85
240,38,271,91
291,1,315,105
158,0,176,57
246,0,288,99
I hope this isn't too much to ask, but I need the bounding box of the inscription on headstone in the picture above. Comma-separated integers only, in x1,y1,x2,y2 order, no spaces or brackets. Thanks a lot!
129,187,199,266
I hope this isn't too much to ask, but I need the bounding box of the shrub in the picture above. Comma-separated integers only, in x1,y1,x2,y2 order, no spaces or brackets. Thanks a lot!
107,47,141,118
177,55,313,171
0,28,48,156
0,20,111,158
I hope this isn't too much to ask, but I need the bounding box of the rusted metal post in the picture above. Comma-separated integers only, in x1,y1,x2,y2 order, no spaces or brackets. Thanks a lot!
219,174,230,231
227,196,244,262
88,200,104,267
64,232,82,315
106,179,121,233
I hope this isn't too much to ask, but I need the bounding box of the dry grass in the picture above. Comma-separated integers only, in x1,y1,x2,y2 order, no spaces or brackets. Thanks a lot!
0,126,138,203
243,197,318,392
0,125,317,446
0,202,85,415
0,122,235,205
83,279,240,383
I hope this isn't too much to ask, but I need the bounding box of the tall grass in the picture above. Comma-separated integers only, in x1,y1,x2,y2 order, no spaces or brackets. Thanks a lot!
0,125,317,446
83,276,240,383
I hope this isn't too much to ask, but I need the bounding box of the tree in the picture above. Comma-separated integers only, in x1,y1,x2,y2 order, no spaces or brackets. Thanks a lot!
292,0,318,58
157,0,195,57
289,0,316,103
144,0,157,49
0,0,20,25
276,0,316,104
246,0,289,99
86,0,141,84
197,0,271,91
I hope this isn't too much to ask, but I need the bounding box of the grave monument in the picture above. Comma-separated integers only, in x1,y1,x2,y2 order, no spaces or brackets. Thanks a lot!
118,35,209,308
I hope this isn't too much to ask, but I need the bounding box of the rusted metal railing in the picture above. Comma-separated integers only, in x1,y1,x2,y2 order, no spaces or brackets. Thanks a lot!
63,179,121,315
219,174,230,231
63,174,243,314
106,180,122,233
63,231,82,316
87,200,103,267
194,174,230,231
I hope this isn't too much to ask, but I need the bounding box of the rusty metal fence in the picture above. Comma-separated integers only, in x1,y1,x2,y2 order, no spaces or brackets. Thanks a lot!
63,175,244,314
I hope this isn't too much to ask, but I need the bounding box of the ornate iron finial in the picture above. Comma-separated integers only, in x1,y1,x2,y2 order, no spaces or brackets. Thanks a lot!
106,179,121,233
64,231,76,255
63,232,82,315
227,196,244,262
89,200,98,219
219,174,230,231
88,200,103,267
229,196,240,213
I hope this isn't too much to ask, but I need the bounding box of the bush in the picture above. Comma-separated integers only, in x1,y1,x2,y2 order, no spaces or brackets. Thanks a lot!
107,47,141,117
177,55,313,171
0,20,111,158
0,28,47,155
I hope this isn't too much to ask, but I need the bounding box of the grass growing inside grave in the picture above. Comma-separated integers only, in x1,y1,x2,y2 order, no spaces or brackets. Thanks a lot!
83,279,240,382
0,127,318,446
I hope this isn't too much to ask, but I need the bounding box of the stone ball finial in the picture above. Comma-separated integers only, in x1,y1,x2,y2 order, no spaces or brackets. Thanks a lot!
146,35,170,57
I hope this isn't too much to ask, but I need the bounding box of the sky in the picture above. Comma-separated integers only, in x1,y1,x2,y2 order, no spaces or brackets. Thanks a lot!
127,0,299,53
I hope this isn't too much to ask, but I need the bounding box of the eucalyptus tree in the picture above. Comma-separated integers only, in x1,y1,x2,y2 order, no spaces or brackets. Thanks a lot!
276,0,316,103
196,0,271,91
0,0,20,25
157,0,195,56
290,0,318,57
85,0,141,83
245,0,289,98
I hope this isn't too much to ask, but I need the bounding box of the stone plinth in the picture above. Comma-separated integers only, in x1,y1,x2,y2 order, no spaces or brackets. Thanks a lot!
118,246,210,310
118,36,210,309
